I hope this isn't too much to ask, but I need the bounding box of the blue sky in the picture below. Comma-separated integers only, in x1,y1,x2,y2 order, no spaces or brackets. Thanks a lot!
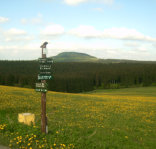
0,0,156,60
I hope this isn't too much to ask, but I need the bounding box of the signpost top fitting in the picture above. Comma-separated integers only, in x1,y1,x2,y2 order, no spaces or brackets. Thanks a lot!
41,42,48,58
40,42,48,49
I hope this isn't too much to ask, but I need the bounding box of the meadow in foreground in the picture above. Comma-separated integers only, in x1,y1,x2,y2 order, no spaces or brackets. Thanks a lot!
0,85,156,149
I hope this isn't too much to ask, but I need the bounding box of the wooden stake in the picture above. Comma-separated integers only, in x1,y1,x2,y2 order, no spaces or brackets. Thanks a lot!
41,47,47,134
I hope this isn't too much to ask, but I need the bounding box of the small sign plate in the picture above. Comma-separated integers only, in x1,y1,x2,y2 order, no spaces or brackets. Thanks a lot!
40,65,51,70
39,58,53,64
38,75,52,80
35,88,47,92
36,82,47,88
39,71,51,75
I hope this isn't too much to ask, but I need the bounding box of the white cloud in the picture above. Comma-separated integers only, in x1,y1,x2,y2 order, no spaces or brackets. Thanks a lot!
21,13,43,25
41,41,118,58
0,17,9,23
98,0,113,5
136,47,147,52
64,0,114,5
0,27,33,42
42,41,154,61
0,44,40,60
102,28,156,42
5,36,34,42
0,45,19,51
6,28,27,35
69,25,156,42
41,24,64,36
64,0,87,5
0,39,155,61
47,41,116,53
69,25,102,38
124,42,140,48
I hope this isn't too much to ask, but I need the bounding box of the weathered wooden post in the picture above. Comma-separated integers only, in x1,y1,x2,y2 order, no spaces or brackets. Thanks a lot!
35,42,53,134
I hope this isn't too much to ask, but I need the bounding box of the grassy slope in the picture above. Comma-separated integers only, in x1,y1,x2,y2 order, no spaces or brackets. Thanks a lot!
88,86,156,97
0,86,156,149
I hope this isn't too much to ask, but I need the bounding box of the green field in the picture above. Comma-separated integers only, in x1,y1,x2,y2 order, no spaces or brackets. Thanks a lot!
88,86,156,97
0,85,156,149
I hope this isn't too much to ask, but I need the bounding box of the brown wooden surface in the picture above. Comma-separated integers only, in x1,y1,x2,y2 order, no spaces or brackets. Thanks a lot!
41,47,47,134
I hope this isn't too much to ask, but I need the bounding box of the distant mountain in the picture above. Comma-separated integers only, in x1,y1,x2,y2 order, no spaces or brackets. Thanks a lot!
51,52,98,62
50,52,156,64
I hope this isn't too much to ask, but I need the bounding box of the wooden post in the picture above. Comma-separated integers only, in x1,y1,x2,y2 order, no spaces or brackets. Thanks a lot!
41,46,47,134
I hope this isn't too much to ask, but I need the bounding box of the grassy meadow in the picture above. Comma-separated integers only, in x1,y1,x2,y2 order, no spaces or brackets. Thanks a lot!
0,85,156,149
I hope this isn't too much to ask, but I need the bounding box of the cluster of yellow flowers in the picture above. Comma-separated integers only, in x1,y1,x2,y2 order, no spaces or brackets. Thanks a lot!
50,143,74,149
0,124,7,131
7,132,74,149
8,133,45,148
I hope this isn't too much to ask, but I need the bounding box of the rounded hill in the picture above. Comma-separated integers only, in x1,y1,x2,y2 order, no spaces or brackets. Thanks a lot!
52,52,98,62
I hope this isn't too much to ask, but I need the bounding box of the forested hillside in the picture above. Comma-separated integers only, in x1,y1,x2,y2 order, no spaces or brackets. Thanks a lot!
0,60,156,93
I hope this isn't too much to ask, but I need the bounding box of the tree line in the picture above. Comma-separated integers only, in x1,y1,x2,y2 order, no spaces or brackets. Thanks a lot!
0,60,156,93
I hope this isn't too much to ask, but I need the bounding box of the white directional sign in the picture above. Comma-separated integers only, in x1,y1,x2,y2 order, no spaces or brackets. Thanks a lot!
35,88,47,92
40,65,51,70
36,83,47,88
39,58,53,64
39,71,51,75
38,75,52,80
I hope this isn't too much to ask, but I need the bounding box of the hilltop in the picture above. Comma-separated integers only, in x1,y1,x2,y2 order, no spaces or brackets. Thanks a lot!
51,52,98,62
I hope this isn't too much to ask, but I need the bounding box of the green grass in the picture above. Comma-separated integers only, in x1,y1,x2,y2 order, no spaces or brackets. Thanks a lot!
0,85,156,149
88,86,156,97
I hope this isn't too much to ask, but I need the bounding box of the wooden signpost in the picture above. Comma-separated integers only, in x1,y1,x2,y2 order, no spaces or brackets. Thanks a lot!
35,42,53,134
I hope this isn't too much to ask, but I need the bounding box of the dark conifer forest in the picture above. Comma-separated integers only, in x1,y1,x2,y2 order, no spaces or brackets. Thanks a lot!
0,60,156,93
